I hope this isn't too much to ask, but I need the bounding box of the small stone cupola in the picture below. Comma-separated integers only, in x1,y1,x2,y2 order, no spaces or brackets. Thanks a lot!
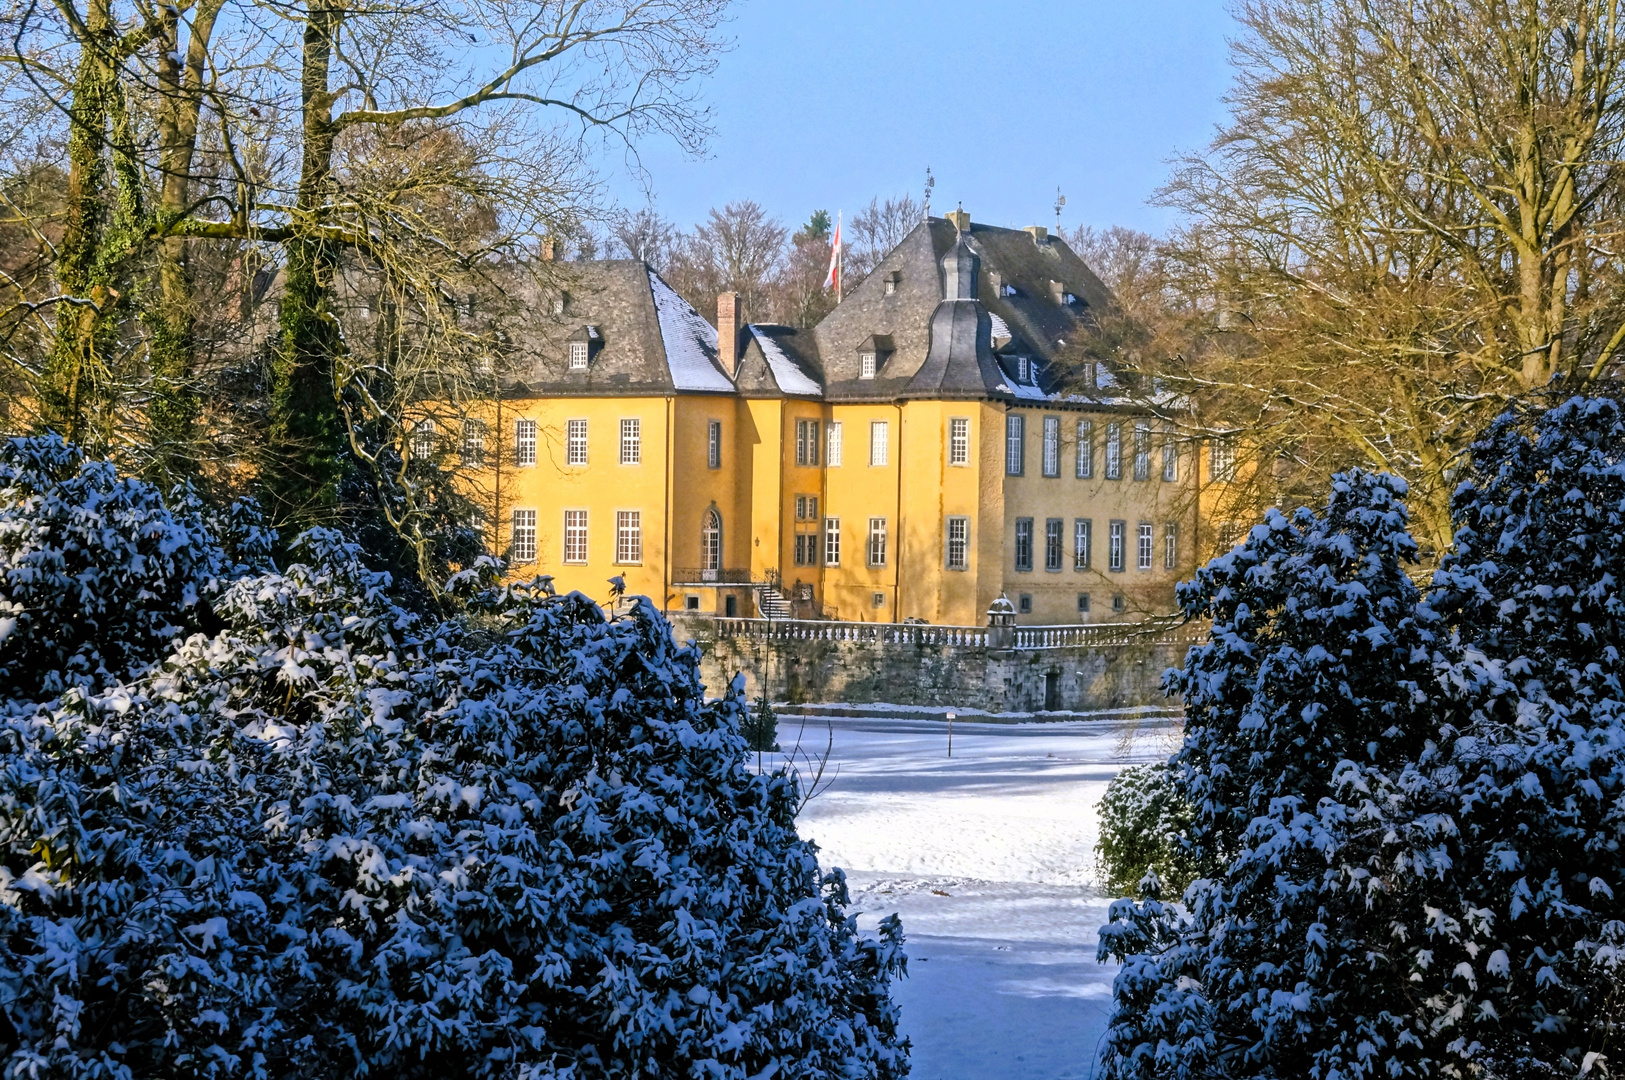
987,594,1018,648
716,291,744,379
941,232,980,300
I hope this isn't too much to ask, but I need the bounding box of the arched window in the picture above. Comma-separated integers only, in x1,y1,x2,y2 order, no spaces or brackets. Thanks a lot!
701,509,722,574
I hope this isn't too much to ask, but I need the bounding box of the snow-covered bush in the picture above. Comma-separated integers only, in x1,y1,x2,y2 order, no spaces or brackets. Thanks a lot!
0,436,223,701
1094,763,1194,896
1097,401,1625,1080
0,454,908,1079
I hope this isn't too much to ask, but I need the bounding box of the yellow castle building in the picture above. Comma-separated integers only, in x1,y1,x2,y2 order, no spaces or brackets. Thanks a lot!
456,211,1220,625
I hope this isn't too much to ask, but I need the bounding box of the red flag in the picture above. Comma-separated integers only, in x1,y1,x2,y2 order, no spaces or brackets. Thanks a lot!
824,218,842,292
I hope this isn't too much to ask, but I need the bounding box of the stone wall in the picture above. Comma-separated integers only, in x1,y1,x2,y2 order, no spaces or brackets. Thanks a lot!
670,616,1195,714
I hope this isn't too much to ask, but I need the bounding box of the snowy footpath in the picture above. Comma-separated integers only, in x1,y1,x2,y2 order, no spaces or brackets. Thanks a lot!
772,714,1180,1080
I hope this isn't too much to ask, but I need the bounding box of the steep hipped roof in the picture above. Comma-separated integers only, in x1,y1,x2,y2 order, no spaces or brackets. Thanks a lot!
498,220,1136,407
809,218,1118,403
504,261,735,397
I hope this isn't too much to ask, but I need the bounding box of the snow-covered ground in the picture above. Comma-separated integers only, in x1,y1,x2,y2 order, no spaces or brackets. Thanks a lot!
772,714,1181,1080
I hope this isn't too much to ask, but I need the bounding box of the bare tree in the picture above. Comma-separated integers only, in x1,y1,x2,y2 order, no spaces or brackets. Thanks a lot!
2,0,731,595
1143,0,1625,554
847,193,920,280
610,206,678,265
665,199,785,319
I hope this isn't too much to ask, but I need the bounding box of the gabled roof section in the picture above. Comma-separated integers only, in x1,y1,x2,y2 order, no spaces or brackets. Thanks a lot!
647,270,734,392
741,325,822,397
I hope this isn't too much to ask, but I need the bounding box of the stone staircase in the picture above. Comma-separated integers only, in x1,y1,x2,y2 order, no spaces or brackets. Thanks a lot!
753,583,792,619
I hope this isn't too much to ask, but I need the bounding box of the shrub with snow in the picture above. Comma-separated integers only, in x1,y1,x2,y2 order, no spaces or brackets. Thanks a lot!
1098,398,1625,1080
1094,763,1194,897
0,442,908,1079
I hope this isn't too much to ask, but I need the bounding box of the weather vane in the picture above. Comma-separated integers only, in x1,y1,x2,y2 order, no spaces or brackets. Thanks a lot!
924,167,935,221
1054,187,1066,234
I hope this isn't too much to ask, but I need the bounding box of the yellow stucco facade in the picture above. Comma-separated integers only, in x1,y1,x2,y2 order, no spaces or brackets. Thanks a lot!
461,394,1202,626
444,216,1224,625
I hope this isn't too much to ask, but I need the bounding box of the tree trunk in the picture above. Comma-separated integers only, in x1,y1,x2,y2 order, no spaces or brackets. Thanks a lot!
266,1,345,525
40,0,116,446
146,0,222,479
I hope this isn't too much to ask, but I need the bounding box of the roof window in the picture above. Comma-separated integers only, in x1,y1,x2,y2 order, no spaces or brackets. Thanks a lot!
855,334,895,380
884,270,901,296
566,324,602,371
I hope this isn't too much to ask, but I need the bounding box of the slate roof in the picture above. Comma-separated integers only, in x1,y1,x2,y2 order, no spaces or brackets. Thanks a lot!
809,218,1124,405
502,219,1140,409
502,260,734,398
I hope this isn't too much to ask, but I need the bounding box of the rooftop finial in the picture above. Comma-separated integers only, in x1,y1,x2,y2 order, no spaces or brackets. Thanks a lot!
1054,187,1066,235
923,166,935,221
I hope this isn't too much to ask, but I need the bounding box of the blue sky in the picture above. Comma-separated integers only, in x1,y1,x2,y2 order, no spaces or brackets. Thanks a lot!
606,0,1239,237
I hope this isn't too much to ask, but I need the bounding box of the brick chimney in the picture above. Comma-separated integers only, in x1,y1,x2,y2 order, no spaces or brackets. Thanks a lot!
1025,225,1049,245
945,206,971,232
539,236,556,261
716,291,743,378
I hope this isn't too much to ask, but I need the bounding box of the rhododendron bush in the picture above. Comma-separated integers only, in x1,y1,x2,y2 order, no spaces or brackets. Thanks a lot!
0,438,907,1079
1100,398,1625,1080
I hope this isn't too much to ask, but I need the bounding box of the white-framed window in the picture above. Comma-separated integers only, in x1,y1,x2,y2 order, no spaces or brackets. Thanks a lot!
461,419,486,468
708,420,722,469
949,417,970,466
566,419,588,465
568,340,589,370
702,509,722,571
511,509,537,563
860,352,877,379
946,516,969,570
1045,517,1064,571
620,418,641,465
824,517,841,567
1162,432,1178,482
1109,520,1126,572
515,419,537,467
1105,422,1122,480
1137,521,1154,570
1165,522,1179,569
1042,415,1061,477
827,422,843,467
411,420,436,461
1074,518,1092,569
615,510,642,564
1014,517,1034,572
1076,420,1093,479
563,509,588,564
1211,437,1237,482
1005,414,1025,475
870,421,889,467
867,517,888,567
796,418,821,467
1133,421,1151,481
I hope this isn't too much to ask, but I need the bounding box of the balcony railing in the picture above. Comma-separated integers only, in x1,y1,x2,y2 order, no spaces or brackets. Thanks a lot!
670,567,754,585
668,615,1204,650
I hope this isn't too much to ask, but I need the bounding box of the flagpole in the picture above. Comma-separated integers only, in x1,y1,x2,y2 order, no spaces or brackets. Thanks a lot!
836,210,843,305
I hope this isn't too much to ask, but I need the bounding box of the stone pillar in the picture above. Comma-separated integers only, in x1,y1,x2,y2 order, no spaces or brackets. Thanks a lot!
986,594,1016,650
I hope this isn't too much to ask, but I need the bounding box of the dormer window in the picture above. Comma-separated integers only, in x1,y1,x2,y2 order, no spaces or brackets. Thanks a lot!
854,334,893,380
1000,282,1020,298
884,270,901,296
554,291,569,316
1017,357,1031,382
566,324,601,371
